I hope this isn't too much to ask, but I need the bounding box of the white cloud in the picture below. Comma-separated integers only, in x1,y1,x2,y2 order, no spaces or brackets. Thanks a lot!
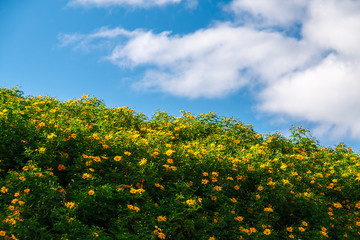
259,54,360,139
60,0,360,139
302,0,360,58
257,0,360,139
67,0,183,8
228,0,310,27
58,27,140,51
104,23,317,98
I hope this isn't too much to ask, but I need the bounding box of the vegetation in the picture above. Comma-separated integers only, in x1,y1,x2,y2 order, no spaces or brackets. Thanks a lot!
1,87,360,240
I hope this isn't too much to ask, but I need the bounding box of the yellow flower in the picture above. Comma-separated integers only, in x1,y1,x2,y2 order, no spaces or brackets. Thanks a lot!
1,186,8,194
201,179,209,184
0,231,5,237
165,149,175,156
58,164,66,171
230,198,237,203
213,186,222,191
157,216,167,221
320,231,328,237
212,172,219,177
264,207,273,212
301,221,308,227
287,227,293,232
114,156,122,161
299,227,306,232
24,189,30,194
88,190,95,195
280,163,287,170
139,158,147,165
356,222,360,226
124,151,131,156
158,232,166,239
333,202,343,208
289,234,294,238
65,202,76,209
209,237,215,240
257,186,263,191
234,185,240,190
263,229,271,235
39,147,46,152
186,199,195,205
211,196,217,201
234,216,244,222
82,173,92,179
203,172,209,176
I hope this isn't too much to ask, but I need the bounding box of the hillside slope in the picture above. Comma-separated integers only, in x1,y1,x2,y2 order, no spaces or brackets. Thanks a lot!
1,87,360,239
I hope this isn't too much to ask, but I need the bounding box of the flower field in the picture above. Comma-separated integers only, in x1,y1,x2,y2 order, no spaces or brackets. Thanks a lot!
1,87,360,239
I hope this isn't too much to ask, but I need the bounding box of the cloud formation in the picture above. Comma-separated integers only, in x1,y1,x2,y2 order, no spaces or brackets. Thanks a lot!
228,0,310,27
67,0,183,8
60,0,360,139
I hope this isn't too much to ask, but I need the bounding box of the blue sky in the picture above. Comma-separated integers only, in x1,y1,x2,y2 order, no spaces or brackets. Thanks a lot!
2,0,360,151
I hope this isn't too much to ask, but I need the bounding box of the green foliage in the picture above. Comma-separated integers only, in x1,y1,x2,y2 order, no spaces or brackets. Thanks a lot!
1,87,360,239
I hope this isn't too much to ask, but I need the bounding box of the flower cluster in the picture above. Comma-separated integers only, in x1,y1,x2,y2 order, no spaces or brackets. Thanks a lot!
0,87,360,239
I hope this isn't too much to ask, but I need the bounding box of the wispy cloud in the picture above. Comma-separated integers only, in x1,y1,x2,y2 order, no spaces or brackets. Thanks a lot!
259,0,360,139
227,0,310,27
60,0,360,139
67,0,185,8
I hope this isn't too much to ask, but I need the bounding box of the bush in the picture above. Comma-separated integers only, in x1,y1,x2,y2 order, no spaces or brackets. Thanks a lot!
1,87,360,239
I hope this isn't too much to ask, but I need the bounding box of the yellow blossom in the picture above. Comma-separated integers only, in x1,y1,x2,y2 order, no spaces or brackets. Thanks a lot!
213,186,222,191
114,156,122,161
263,229,271,235
139,158,147,165
88,190,95,195
158,232,166,239
58,164,66,171
1,186,8,194
65,202,76,209
264,207,273,212
157,216,167,221
165,149,175,156
333,202,343,208
234,216,244,222
201,179,209,184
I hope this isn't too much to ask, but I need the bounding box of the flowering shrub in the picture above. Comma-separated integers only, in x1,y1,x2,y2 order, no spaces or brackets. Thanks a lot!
1,87,360,239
